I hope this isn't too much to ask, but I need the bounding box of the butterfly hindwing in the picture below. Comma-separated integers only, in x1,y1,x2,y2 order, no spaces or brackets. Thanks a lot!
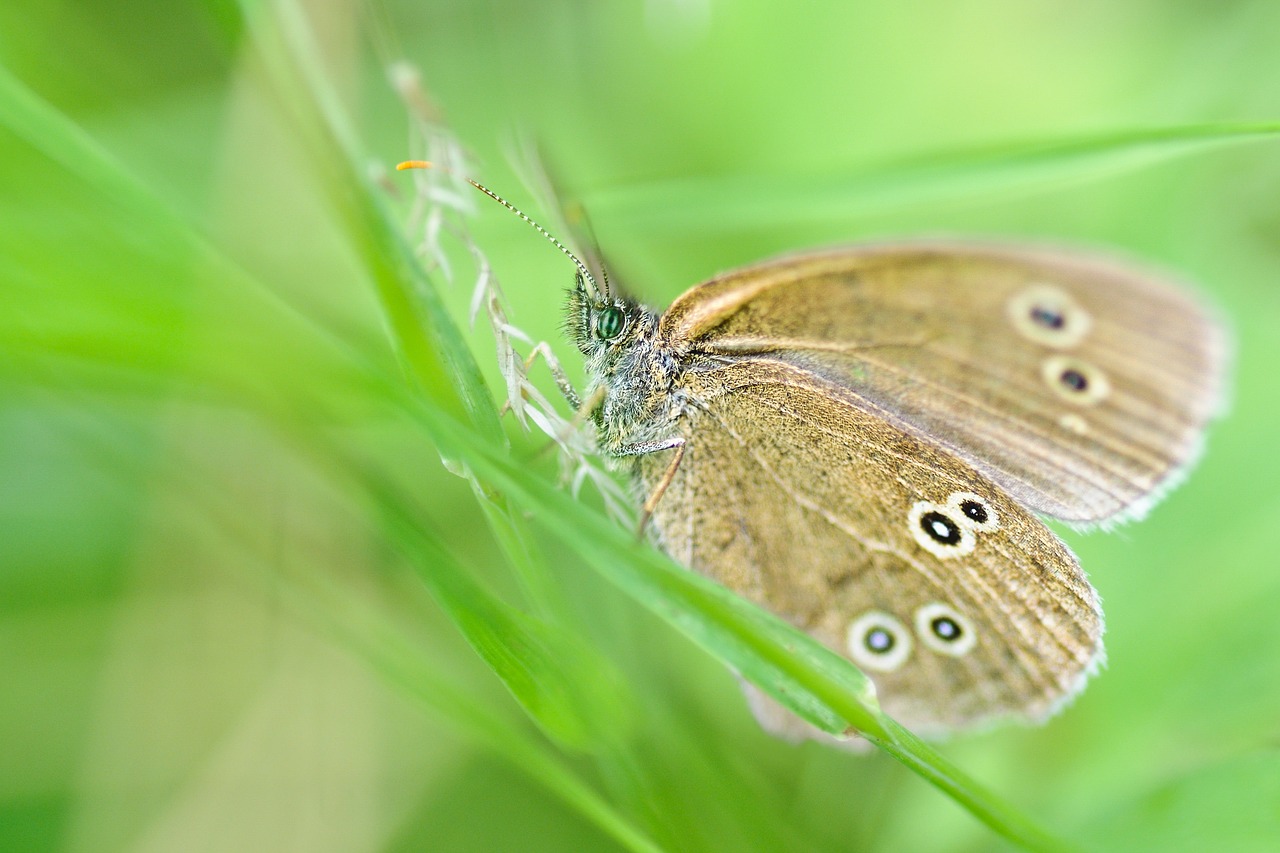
637,359,1103,734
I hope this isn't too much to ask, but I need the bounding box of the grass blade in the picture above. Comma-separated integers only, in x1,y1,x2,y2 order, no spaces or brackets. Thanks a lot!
590,122,1280,231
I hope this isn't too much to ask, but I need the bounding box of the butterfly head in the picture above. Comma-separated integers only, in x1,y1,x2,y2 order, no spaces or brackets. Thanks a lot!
566,271,649,360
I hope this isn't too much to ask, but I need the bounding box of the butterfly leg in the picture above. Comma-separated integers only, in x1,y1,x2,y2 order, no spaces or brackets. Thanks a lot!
613,439,687,538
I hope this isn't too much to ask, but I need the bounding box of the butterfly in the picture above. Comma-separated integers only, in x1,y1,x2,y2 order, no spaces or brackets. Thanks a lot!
397,161,1227,740
570,242,1225,739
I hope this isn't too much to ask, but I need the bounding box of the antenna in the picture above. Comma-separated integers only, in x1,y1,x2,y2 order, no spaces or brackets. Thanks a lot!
396,160,601,296
565,198,612,297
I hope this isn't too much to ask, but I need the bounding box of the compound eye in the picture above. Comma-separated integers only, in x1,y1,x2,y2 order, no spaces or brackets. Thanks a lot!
596,306,626,340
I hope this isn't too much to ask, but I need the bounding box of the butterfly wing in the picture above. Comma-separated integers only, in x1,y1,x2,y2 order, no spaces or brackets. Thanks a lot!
659,242,1227,524
637,359,1103,734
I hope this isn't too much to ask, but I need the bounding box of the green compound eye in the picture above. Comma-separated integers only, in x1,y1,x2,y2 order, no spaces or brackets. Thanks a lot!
596,306,625,340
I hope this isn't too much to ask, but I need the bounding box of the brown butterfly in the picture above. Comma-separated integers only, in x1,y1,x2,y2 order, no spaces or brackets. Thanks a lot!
399,161,1226,740
573,243,1225,739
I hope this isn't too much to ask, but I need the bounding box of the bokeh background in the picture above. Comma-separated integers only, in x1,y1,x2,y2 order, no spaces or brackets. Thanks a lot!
3,1,1279,851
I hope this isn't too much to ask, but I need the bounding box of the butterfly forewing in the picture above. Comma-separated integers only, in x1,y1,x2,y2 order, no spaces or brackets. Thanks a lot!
638,360,1103,733
660,242,1226,524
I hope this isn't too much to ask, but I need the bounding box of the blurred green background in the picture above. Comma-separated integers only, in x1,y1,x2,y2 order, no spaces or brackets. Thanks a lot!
3,1,1279,851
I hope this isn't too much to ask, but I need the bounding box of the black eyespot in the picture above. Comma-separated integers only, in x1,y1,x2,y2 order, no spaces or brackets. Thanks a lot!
865,627,895,654
1030,305,1066,330
919,511,961,546
959,500,988,524
1060,368,1088,392
930,616,962,642
596,306,625,340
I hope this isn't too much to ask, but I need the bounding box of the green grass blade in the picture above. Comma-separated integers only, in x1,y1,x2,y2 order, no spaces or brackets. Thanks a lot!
590,122,1280,232
319,603,666,853
358,463,639,752
875,721,1080,853
234,0,501,439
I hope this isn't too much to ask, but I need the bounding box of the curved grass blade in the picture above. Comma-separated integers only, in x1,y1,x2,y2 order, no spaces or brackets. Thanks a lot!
234,0,501,440
590,122,1280,232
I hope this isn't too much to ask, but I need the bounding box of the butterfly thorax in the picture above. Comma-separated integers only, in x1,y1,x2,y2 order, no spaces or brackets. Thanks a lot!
567,282,688,457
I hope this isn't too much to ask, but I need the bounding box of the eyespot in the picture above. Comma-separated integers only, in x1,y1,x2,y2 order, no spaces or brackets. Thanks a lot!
914,602,977,656
595,306,626,340
1041,355,1110,405
1007,284,1091,348
946,491,1000,532
846,610,913,672
908,502,976,558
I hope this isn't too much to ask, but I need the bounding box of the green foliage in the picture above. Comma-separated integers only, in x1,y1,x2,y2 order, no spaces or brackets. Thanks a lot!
2,2,1279,851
